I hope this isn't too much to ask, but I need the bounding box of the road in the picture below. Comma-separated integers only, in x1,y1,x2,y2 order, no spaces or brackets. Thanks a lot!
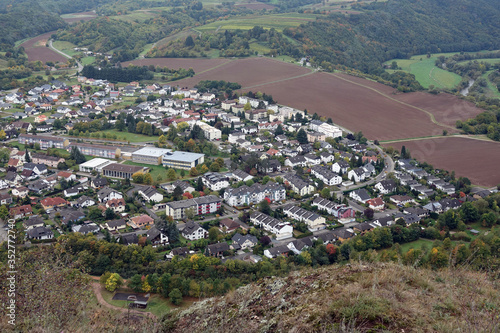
48,40,83,72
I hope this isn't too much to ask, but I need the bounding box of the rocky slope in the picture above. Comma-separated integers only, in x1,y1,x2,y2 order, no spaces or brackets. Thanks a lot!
159,262,500,333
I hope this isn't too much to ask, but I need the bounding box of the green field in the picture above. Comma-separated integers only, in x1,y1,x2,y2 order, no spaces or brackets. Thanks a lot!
52,41,79,57
109,10,158,23
81,56,96,65
123,161,193,184
456,58,500,65
99,288,170,317
93,129,156,143
385,53,462,89
197,13,318,32
399,238,435,254
482,70,500,98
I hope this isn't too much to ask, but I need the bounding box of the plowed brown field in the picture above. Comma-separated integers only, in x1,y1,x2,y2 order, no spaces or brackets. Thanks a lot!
122,58,232,73
20,32,67,63
382,137,500,187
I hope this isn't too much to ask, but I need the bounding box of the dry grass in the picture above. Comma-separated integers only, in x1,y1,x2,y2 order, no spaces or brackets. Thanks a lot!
162,262,500,333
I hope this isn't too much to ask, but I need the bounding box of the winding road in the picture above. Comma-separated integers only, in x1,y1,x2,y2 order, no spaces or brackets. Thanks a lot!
48,40,83,72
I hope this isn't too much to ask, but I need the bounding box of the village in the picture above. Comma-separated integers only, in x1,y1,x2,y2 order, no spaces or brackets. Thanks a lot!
0,75,494,265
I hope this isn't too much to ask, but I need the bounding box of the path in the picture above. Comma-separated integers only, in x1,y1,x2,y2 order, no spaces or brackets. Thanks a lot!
48,40,83,71
240,67,317,90
381,134,500,145
91,282,157,320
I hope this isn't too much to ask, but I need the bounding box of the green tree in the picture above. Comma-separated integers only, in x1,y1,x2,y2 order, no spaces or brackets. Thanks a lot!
173,186,183,200
320,188,331,199
25,149,31,162
297,128,308,144
208,227,220,242
166,168,177,181
259,199,271,215
0,205,8,221
128,274,143,293
169,288,183,305
104,208,115,220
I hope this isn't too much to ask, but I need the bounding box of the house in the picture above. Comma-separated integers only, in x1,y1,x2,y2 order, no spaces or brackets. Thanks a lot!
349,189,371,203
166,247,189,260
201,172,230,191
287,237,314,255
304,153,321,166
375,180,397,194
283,204,326,231
139,186,163,203
231,233,258,250
26,226,53,240
0,193,12,205
91,177,108,189
366,197,385,211
165,195,221,219
310,165,342,186
41,197,67,211
285,155,307,168
130,214,155,228
72,223,100,235
219,218,240,233
353,222,375,234
146,227,169,247
72,195,96,208
10,205,33,219
31,153,65,168
161,180,195,194
7,158,23,171
283,173,315,196
332,161,349,174
28,180,52,194
106,198,126,213
264,245,290,259
371,216,394,228
390,195,415,206
22,163,47,175
250,211,293,240
205,242,231,258
12,186,29,198
231,169,253,182
5,172,22,187
224,182,286,207
120,234,139,245
57,171,77,182
105,219,127,231
63,185,86,197
348,168,366,183
97,187,123,203
23,216,45,230
312,197,356,220
181,221,208,241
331,228,354,242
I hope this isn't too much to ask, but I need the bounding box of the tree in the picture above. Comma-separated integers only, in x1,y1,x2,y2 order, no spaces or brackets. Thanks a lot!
169,288,183,305
320,188,331,199
156,217,180,243
173,186,183,200
208,227,220,242
196,177,204,191
461,202,479,222
363,208,374,220
243,102,251,111
259,198,271,215
105,273,123,292
25,149,31,162
297,128,308,144
0,205,8,221
70,146,86,164
104,208,115,220
275,124,284,136
185,35,195,47
166,168,177,181
189,167,199,177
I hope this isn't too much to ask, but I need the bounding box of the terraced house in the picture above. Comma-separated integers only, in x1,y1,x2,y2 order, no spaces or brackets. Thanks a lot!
165,195,222,219
283,204,326,232
18,134,69,150
224,182,286,207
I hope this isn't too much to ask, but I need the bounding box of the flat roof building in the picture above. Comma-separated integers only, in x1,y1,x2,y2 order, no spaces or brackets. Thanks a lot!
102,163,148,179
132,147,170,165
79,158,114,173
162,151,205,170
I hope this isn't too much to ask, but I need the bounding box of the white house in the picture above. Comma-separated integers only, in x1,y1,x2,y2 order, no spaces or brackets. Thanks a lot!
348,168,366,183
139,186,164,203
181,221,208,241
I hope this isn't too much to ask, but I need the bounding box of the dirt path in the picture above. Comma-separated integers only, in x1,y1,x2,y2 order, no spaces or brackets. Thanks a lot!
91,282,157,320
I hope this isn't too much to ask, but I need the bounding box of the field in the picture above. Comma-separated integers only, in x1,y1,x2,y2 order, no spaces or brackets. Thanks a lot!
382,137,500,187
20,31,67,63
52,41,79,57
123,161,192,184
385,54,462,89
122,57,232,73
235,1,276,10
60,11,97,23
196,13,318,32
92,129,156,143
173,57,312,89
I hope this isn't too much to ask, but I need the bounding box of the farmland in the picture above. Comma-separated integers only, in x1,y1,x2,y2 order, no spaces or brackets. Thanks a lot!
122,58,232,73
196,13,318,32
382,137,500,187
20,32,67,64
60,11,97,23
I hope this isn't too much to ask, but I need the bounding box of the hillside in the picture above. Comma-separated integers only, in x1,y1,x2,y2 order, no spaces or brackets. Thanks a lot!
160,262,500,333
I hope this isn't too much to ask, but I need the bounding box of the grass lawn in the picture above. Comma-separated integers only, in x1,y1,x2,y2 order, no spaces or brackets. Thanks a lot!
52,41,79,56
100,286,173,317
482,70,500,99
93,129,157,143
197,13,318,32
81,56,95,65
399,238,435,254
123,161,192,184
385,54,462,89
